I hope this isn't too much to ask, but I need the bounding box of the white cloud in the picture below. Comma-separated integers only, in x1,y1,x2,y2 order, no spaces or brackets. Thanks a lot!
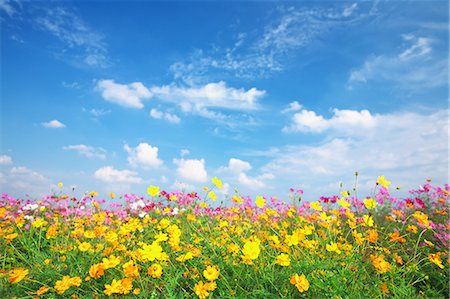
282,101,303,113
283,106,377,133
0,166,50,197
264,109,449,198
170,5,374,82
42,120,66,128
124,143,163,168
83,108,111,118
151,81,265,111
349,35,446,89
97,80,152,109
0,155,12,165
150,108,181,124
342,3,358,17
219,158,252,173
238,172,274,189
0,0,18,17
35,6,110,68
94,166,142,184
180,149,190,157
63,144,107,159
62,81,80,89
173,158,208,183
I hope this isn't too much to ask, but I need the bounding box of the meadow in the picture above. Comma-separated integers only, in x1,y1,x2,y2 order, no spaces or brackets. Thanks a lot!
0,176,448,298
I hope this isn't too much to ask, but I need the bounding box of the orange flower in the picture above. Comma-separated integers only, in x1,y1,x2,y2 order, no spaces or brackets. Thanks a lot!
389,231,406,243
367,229,378,243
89,263,105,279
290,273,310,293
370,254,391,274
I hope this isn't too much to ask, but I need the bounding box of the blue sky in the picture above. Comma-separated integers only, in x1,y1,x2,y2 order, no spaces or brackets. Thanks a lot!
1,0,448,202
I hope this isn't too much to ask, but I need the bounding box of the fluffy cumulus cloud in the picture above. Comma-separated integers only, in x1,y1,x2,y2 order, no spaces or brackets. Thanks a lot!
283,104,376,134
219,158,252,173
0,155,13,165
173,158,208,183
42,120,66,128
264,109,449,198
97,80,152,109
94,166,142,184
149,108,181,124
63,144,107,159
124,143,163,168
151,81,265,112
349,35,447,90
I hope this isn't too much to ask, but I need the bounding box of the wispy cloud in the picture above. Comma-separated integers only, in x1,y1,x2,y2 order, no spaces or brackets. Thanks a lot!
349,34,447,90
35,6,110,67
0,0,20,17
149,108,181,124
63,144,107,160
170,3,375,82
42,119,65,128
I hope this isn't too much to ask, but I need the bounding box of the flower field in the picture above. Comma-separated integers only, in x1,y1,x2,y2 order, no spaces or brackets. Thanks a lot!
1,177,448,298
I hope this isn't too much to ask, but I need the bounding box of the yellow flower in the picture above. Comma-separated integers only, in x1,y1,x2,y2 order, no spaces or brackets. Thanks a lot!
54,276,81,294
242,239,260,260
326,242,341,254
194,281,210,299
310,201,322,211
208,191,217,201
290,273,309,293
147,186,160,197
275,253,290,266
119,278,133,295
232,195,244,204
138,242,163,262
212,176,223,189
57,182,63,187
89,191,99,197
255,196,266,208
78,242,92,252
148,263,163,278
337,198,350,208
203,265,220,281
406,225,418,233
413,211,431,228
133,288,141,295
102,255,121,269
32,218,47,228
109,192,116,199
428,253,444,269
104,279,122,296
377,176,391,189
363,215,374,227
364,198,377,209
89,263,105,279
8,268,29,284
